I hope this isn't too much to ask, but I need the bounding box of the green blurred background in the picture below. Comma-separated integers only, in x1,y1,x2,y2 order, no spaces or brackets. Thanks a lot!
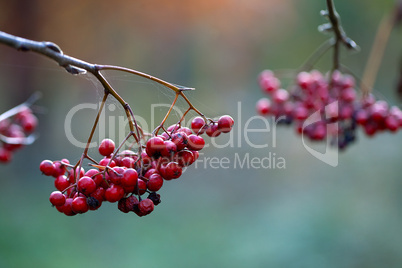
0,0,402,267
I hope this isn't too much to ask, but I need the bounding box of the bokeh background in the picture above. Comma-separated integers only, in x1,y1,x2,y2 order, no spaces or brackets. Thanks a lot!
0,0,402,267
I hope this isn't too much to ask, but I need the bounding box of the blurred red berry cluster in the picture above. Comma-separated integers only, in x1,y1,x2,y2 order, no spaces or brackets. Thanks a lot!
0,106,38,163
256,70,402,150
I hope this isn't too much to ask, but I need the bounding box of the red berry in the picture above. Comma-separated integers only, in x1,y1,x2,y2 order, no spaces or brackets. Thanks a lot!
217,115,234,133
20,113,38,133
0,148,12,163
161,140,177,157
187,134,205,151
98,138,115,156
163,162,182,180
259,71,280,93
121,156,135,168
60,198,76,216
72,197,89,214
49,191,66,206
39,160,56,176
77,176,97,195
293,105,309,121
147,173,164,191
54,175,70,192
99,158,116,168
146,137,165,158
171,132,188,151
108,166,125,185
137,199,154,216
144,168,158,179
206,123,221,137
355,109,369,125
191,116,206,134
272,89,289,103
296,71,312,90
122,168,138,188
385,116,399,132
256,98,271,116
52,161,68,177
104,184,125,203
175,150,195,167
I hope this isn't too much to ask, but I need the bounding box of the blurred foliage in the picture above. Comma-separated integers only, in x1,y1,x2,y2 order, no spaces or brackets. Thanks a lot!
0,0,401,267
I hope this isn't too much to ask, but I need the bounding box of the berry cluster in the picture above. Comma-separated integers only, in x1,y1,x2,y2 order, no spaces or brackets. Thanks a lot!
0,106,38,163
40,115,234,216
256,70,402,149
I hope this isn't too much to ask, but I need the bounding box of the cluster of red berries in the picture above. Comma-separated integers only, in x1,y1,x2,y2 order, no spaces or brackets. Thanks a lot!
40,115,234,216
256,70,402,149
0,106,38,163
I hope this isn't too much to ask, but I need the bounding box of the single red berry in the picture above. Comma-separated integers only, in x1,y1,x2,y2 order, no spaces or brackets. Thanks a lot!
161,140,177,157
99,158,116,168
259,73,280,93
385,115,399,132
171,132,188,151
355,109,369,125
20,113,38,133
340,87,356,102
98,138,115,156
104,184,125,203
146,137,165,158
147,173,164,192
162,162,182,180
191,150,200,161
256,98,271,116
296,71,312,90
217,115,234,133
0,148,12,163
311,123,326,140
186,134,205,151
175,150,195,167
49,191,66,207
39,160,56,176
52,160,68,177
54,175,70,192
72,196,89,214
122,168,138,188
77,176,97,195
137,199,154,216
293,105,309,121
121,156,135,168
108,166,125,185
272,89,289,103
61,198,76,216
191,117,206,134
144,168,158,179
206,123,221,137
